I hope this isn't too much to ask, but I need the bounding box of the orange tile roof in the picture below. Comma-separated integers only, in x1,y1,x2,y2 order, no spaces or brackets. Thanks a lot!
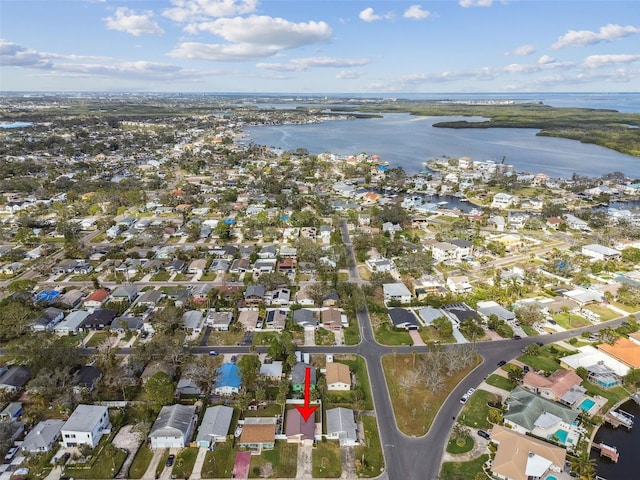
85,289,110,302
598,337,640,368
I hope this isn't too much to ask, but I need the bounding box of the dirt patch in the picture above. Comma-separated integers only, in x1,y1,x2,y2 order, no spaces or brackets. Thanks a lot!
112,425,143,451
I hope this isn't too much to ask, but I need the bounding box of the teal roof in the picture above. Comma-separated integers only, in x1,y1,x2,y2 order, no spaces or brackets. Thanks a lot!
504,387,578,431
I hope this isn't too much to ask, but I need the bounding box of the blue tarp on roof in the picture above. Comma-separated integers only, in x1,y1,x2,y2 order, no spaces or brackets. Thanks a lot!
223,219,235,225
215,363,241,389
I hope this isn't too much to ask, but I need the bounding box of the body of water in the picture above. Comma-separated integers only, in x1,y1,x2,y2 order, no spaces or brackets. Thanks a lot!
0,121,33,129
591,399,640,479
245,113,640,178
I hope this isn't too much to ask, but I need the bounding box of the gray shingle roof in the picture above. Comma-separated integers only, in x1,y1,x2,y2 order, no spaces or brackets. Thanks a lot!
150,404,196,438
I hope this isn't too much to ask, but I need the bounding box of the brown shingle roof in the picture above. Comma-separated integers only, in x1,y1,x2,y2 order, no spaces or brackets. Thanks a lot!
239,423,275,444
325,362,351,387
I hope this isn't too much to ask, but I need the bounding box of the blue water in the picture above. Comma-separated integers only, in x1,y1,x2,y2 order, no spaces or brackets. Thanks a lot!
579,398,596,412
246,113,640,178
554,429,569,444
545,476,558,480
0,121,32,129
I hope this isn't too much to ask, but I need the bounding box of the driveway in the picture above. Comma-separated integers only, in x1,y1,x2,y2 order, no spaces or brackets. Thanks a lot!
112,425,144,479
296,443,312,479
189,448,207,480
141,448,165,480
340,446,356,479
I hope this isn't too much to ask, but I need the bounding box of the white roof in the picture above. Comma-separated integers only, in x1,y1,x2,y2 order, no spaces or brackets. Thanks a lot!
582,244,621,255
62,405,107,432
382,282,412,297
525,453,553,477
562,345,630,376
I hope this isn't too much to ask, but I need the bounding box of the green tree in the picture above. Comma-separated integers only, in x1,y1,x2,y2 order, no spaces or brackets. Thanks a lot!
569,449,597,480
514,303,545,326
432,316,453,337
507,365,524,385
144,371,176,405
237,354,261,393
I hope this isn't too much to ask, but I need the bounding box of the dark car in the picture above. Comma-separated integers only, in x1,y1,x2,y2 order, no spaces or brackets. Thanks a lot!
166,454,175,467
61,452,71,464
513,335,522,340
523,365,530,373
536,341,544,347
477,429,491,440
497,360,507,367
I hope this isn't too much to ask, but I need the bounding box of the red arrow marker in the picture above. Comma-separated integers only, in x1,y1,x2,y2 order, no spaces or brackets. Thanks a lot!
295,367,319,422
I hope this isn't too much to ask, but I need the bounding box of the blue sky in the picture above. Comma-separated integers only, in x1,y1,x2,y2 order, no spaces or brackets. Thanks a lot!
1,0,639,93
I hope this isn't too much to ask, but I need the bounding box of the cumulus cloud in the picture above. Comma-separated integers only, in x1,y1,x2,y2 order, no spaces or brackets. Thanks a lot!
506,44,536,56
337,70,364,79
163,0,258,22
538,55,556,64
583,54,640,68
257,56,369,72
359,7,394,22
459,0,494,7
552,23,640,49
105,7,164,36
170,16,332,61
403,5,431,20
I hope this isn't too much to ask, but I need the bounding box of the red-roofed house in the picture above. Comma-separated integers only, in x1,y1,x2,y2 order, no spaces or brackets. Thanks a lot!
522,368,582,402
83,289,110,310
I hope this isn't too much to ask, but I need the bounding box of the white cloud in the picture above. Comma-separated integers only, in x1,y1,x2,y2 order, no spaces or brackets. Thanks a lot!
105,7,164,36
506,44,536,56
403,5,430,20
185,16,331,49
163,0,258,23
171,15,332,61
538,55,555,64
359,7,394,22
257,56,370,72
337,70,364,79
583,54,640,69
459,0,494,7
552,24,640,50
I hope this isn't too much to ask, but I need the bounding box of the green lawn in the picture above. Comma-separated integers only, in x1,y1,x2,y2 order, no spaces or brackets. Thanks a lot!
86,331,112,347
171,447,199,478
552,313,591,329
202,443,236,479
156,450,170,478
446,436,474,454
440,454,490,480
315,327,335,346
334,355,374,410
127,444,153,479
63,444,127,479
312,441,342,478
249,442,298,478
374,322,412,346
583,305,618,321
484,374,515,391
207,329,245,346
520,324,539,336
354,416,384,478
458,390,497,430
517,344,575,373
343,317,361,345
150,271,171,281
419,325,456,344
244,403,282,417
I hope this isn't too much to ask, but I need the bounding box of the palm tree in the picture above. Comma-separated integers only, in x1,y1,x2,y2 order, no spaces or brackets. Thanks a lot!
451,422,470,447
569,450,597,480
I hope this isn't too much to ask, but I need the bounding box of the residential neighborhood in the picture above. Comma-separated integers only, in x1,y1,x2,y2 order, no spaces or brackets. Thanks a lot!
1,94,640,480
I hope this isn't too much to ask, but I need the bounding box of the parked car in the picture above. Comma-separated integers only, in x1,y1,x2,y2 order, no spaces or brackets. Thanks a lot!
209,350,219,356
523,365,530,373
512,335,521,340
536,341,544,347
477,429,491,440
4,447,18,463
166,454,175,467
497,360,507,367
460,394,469,404
61,452,71,464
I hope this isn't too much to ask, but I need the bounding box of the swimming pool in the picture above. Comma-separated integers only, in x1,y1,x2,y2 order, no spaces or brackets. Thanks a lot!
546,476,558,480
554,429,569,444
579,398,596,412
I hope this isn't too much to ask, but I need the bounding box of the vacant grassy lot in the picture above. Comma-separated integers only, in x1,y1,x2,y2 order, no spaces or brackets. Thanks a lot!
207,329,245,346
440,454,490,480
584,305,618,321
63,443,127,479
202,442,236,479
552,312,591,329
517,344,575,373
354,416,384,478
484,374,515,392
459,390,499,430
249,442,297,478
171,447,199,478
374,322,412,346
419,325,456,344
343,316,360,345
383,353,481,435
127,444,153,479
312,441,342,478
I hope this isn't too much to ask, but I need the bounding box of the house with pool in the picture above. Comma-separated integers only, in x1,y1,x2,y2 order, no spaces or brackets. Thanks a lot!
504,387,582,451
489,424,567,480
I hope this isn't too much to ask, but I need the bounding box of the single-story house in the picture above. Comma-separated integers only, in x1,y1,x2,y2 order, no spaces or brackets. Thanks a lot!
196,405,233,447
237,310,261,331
292,363,316,393
176,377,202,397
260,361,283,381
83,288,111,310
149,404,197,449
0,365,31,392
31,307,64,332
82,309,117,330
325,362,351,391
215,363,242,395
238,417,277,450
72,365,102,394
382,283,413,304
21,419,66,454
285,408,315,443
293,309,317,329
205,311,233,331
183,310,204,333
321,308,343,331
387,308,420,330
0,402,22,422
110,285,138,302
325,408,358,446
54,310,90,335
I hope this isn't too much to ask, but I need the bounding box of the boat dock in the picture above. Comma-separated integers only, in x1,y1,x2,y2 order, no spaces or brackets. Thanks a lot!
631,392,640,405
592,443,619,463
604,410,634,429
